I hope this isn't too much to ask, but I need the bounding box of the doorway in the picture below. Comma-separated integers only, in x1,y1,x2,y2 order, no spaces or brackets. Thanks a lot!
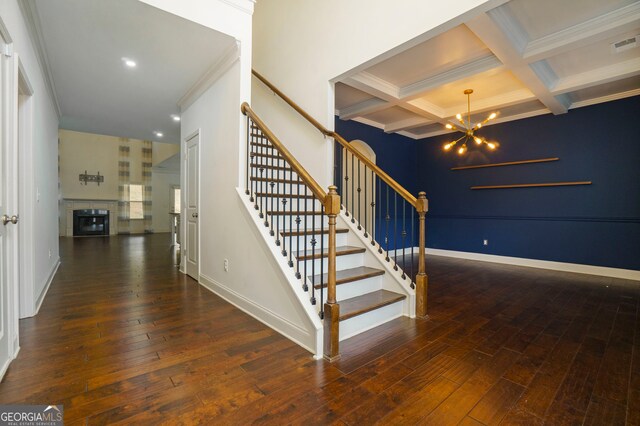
342,140,376,232
184,132,199,280
0,20,20,379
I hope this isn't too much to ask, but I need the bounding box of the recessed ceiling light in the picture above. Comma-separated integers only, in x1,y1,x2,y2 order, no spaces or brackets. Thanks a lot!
154,131,163,137
122,57,137,68
170,114,181,122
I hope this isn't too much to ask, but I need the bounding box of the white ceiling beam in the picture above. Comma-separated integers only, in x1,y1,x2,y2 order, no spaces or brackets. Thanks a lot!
551,58,640,95
345,72,400,99
405,98,445,120
398,54,503,99
523,2,640,63
467,13,570,115
344,72,444,122
338,97,391,120
384,116,432,133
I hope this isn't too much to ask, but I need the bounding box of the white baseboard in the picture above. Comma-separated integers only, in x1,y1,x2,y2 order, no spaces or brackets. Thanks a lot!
198,273,319,356
426,248,640,281
0,345,20,382
33,258,61,316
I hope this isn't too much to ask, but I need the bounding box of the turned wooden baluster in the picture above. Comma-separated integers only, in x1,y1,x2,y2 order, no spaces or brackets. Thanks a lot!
415,191,429,318
323,185,341,361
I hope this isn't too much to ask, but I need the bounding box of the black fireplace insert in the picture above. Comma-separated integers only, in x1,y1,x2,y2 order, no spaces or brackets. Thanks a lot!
73,209,110,236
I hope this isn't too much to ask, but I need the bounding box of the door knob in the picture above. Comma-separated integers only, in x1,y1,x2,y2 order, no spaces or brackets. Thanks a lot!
192,213,198,218
1,215,18,225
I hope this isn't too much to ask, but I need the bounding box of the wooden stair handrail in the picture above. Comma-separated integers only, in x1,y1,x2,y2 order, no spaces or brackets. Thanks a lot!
252,69,417,207
241,102,327,201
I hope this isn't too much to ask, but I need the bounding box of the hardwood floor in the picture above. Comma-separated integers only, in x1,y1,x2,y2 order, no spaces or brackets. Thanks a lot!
0,234,638,425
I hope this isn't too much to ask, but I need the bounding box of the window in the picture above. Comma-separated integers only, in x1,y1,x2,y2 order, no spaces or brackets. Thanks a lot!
129,184,144,219
172,186,181,213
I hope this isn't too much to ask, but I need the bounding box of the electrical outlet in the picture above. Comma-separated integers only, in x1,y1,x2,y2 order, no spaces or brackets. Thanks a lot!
483,239,488,246
224,259,229,272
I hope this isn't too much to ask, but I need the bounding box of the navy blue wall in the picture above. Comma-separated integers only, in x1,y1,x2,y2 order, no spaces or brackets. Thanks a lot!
336,118,419,251
336,96,640,270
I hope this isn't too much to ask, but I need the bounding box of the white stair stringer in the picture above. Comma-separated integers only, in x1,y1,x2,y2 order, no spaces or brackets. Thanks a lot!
235,188,324,358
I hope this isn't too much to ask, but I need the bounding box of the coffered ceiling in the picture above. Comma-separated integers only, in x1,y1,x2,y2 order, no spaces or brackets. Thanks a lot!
335,0,640,139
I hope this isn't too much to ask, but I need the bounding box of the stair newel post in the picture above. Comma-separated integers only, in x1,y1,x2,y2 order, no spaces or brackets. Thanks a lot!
415,191,429,318
323,185,341,361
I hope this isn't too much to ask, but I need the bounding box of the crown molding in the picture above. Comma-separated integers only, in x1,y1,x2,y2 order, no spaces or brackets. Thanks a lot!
18,0,61,118
178,40,240,111
552,57,640,95
569,88,640,110
217,0,256,16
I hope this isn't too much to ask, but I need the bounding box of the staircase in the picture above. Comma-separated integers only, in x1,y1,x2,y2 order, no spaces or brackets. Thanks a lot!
247,120,411,339
242,98,428,360
241,71,428,361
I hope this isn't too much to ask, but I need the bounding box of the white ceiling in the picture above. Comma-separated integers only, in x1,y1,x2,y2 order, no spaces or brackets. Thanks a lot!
335,0,640,140
28,0,237,143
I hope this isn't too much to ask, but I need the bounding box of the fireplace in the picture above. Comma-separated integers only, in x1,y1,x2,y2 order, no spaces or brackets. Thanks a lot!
73,209,110,236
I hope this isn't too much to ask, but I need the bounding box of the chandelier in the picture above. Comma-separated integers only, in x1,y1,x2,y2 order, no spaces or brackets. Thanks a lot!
443,89,498,155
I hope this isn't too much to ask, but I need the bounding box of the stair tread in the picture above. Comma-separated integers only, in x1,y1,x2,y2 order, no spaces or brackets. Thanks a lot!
312,266,385,289
281,228,349,237
296,245,365,261
339,290,406,321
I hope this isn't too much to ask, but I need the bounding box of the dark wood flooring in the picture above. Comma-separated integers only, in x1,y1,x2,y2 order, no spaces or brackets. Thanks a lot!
0,234,638,425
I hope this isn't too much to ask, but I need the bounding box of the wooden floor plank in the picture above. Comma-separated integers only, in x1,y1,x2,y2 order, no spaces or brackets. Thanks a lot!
0,235,637,425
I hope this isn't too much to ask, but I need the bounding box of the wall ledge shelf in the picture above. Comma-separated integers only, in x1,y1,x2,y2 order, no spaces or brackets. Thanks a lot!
451,157,559,171
471,181,592,190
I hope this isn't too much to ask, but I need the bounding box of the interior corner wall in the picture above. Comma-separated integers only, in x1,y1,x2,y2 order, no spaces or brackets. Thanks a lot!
2,0,60,315
335,118,419,196
180,61,317,350
251,0,501,188
417,96,640,271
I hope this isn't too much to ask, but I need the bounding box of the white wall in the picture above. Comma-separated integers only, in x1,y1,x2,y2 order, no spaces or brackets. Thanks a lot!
1,0,60,317
181,61,320,352
151,170,179,233
252,0,505,187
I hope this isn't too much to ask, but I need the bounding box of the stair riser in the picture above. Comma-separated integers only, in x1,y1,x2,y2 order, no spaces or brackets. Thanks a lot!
282,233,348,251
339,300,404,341
335,276,383,301
296,253,365,276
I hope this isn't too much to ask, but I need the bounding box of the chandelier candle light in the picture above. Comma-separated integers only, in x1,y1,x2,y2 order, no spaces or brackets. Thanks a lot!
443,89,498,155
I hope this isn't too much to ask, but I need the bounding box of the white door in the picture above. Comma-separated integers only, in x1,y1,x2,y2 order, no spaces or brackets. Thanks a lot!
185,133,199,279
0,25,18,379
